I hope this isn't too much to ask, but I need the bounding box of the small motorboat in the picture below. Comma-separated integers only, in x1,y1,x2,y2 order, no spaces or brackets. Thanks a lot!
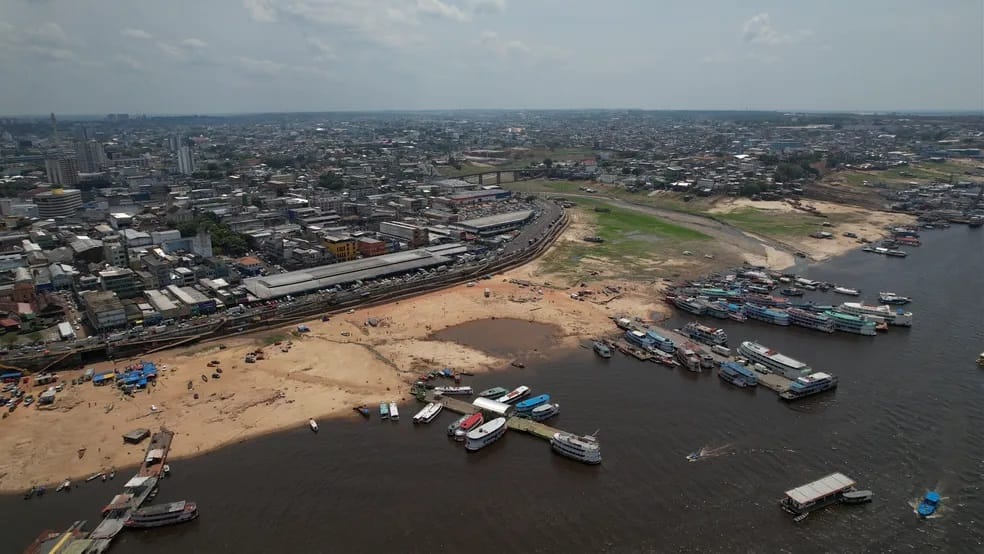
201,375,208,382
977,352,984,368
86,472,104,483
592,341,612,358
840,490,873,504
879,292,911,305
309,419,319,433
163,464,171,477
917,491,940,518
686,450,702,462
56,479,71,493
36,485,45,496
833,286,860,296
108,469,116,480
780,288,804,297
23,486,36,500
380,403,389,420
353,405,370,418
101,474,107,482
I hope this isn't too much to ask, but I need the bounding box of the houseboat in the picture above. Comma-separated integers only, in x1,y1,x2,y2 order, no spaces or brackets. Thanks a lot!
644,330,676,353
786,307,836,333
673,296,706,316
675,342,703,373
780,472,858,517
718,361,759,388
737,341,813,380
824,311,877,336
838,302,913,327
780,372,839,401
464,417,507,451
742,303,790,326
683,322,728,346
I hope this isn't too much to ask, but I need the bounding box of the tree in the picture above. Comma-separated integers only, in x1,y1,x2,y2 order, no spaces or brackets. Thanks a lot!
317,173,344,190
543,158,553,169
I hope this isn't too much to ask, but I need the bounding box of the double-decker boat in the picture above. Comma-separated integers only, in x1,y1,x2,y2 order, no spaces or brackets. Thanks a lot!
737,341,812,380
838,302,913,327
718,361,758,388
786,307,835,333
683,322,728,346
742,303,790,326
550,432,602,464
824,311,877,336
124,500,199,529
464,417,507,451
780,372,838,400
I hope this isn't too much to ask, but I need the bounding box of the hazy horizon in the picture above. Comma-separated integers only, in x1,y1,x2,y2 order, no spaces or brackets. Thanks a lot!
1,0,982,115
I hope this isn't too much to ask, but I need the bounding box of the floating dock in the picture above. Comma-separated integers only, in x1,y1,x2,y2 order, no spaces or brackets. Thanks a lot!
417,390,564,442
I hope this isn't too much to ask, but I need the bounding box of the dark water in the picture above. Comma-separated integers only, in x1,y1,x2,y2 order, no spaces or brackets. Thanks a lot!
6,228,984,553
432,318,562,359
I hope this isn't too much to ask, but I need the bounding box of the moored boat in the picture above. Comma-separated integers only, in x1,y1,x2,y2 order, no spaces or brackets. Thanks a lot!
388,402,399,421
737,341,812,380
447,414,470,436
878,291,911,305
477,386,509,399
454,412,485,441
592,341,612,358
433,386,473,396
550,432,602,464
515,394,550,414
742,303,790,326
353,405,370,418
833,286,860,296
644,329,676,353
530,402,560,421
56,480,71,493
309,419,318,433
839,302,913,327
496,385,531,404
718,361,758,388
787,307,835,333
673,296,706,315
824,310,877,336
124,500,199,528
683,322,728,346
780,472,857,516
780,287,804,297
710,344,731,357
840,490,873,504
464,417,507,451
779,372,838,401
379,402,389,420
412,402,443,424
675,342,703,372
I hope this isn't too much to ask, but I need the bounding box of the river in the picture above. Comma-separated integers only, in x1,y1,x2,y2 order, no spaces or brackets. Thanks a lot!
6,226,984,553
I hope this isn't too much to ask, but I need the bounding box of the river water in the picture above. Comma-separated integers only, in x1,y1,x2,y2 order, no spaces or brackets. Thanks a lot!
5,227,984,553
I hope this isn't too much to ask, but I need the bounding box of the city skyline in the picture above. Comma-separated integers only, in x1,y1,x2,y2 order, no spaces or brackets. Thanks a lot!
0,0,982,115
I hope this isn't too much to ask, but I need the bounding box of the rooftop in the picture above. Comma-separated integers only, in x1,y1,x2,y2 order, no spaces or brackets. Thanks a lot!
457,210,534,230
784,472,856,505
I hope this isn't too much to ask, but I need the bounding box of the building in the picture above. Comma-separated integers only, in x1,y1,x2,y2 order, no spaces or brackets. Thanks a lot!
103,235,127,268
34,188,83,218
81,290,126,330
379,221,429,248
99,267,141,299
44,158,80,186
166,284,216,315
455,210,535,237
236,256,264,276
177,145,195,175
75,140,107,172
145,289,182,320
435,189,512,208
356,237,387,258
322,234,358,262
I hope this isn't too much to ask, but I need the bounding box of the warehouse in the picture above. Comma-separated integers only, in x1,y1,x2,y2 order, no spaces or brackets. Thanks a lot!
242,243,466,299
455,210,534,237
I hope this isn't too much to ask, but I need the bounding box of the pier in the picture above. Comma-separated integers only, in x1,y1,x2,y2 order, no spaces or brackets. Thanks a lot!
417,390,564,443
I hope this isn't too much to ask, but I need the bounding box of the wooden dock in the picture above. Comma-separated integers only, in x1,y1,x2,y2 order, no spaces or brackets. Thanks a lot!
420,391,479,415
418,391,565,443
505,417,561,440
754,371,793,393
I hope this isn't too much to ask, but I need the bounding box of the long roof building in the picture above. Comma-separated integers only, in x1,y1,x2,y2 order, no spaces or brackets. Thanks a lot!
242,243,468,299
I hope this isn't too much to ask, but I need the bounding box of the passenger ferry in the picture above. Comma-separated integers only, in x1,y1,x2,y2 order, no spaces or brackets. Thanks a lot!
530,402,560,421
550,432,602,465
780,473,857,516
737,341,812,380
824,311,877,336
697,288,742,301
478,386,509,399
838,302,913,327
683,322,728,346
703,300,731,319
625,330,655,349
496,386,531,404
786,307,835,333
464,417,507,451
742,303,790,326
644,330,676,353
833,286,860,296
675,342,703,373
779,372,838,400
124,500,198,529
673,296,706,315
718,361,758,388
515,394,550,413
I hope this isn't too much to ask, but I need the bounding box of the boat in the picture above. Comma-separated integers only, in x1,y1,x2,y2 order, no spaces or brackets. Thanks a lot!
530,402,560,422
86,472,104,483
742,303,790,326
683,322,728,346
515,394,550,413
780,288,804,297
108,470,115,480
56,480,71,493
454,412,485,441
353,405,370,418
592,341,612,358
434,386,473,396
885,249,908,257
379,402,389,420
728,310,747,323
786,307,836,333
970,215,983,228
978,352,984,368
412,402,443,424
673,296,706,315
124,500,199,528
737,341,812,380
917,491,941,518
464,417,507,451
824,311,878,336
644,330,676,353
780,472,858,516
163,464,171,477
496,385,531,404
686,450,702,462
779,372,839,400
840,490,873,504
896,236,921,246
24,486,36,500
839,302,913,327
710,344,731,357
477,386,509,399
699,353,715,370
309,419,318,433
718,361,759,388
675,342,703,372
388,402,399,421
833,286,860,296
879,292,911,305
447,414,470,436
703,300,731,319
550,432,602,465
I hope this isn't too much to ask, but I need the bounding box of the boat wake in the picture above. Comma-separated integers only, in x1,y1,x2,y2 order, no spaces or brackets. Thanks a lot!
686,444,733,462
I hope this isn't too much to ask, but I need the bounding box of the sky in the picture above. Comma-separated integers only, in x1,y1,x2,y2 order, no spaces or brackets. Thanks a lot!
0,0,982,115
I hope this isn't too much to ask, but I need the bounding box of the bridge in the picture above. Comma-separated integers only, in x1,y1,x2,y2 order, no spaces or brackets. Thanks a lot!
452,167,549,185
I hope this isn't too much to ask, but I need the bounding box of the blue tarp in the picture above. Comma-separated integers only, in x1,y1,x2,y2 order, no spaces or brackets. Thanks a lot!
1,371,22,381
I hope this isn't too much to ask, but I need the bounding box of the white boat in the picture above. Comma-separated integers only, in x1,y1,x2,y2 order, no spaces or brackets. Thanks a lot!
496,385,531,404
833,286,860,296
737,341,813,380
839,302,913,326
447,414,470,436
710,345,731,357
464,417,507,451
433,386,473,396
551,432,602,464
388,402,399,421
530,403,560,422
56,480,71,492
309,419,318,432
412,402,443,424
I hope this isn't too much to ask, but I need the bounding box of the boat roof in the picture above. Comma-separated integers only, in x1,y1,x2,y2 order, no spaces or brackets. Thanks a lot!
103,493,134,511
124,476,151,488
467,417,506,438
925,491,941,502
784,473,856,504
135,500,187,517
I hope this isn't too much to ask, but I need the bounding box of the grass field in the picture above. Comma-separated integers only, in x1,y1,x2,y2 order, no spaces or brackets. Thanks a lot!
713,208,821,238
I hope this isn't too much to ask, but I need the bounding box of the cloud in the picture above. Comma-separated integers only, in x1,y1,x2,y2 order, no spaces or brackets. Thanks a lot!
244,0,278,22
742,13,813,46
29,22,69,46
479,30,530,57
122,27,152,40
157,41,185,59
416,0,470,22
307,37,337,62
114,54,144,72
181,38,208,49
237,56,285,75
469,0,506,15
1,22,77,63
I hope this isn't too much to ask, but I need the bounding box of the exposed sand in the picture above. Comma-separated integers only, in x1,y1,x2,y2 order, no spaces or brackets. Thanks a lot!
709,198,916,263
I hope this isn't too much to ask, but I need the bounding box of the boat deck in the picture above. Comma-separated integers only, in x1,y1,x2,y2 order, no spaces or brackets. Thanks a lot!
754,371,793,393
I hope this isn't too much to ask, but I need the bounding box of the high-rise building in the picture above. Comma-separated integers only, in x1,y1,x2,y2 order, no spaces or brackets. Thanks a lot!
177,145,195,175
75,140,107,172
44,157,80,186
34,188,83,218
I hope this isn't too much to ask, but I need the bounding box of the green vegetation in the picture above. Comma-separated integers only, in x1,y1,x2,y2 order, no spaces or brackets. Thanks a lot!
170,213,249,256
509,179,588,194
260,333,287,346
577,199,708,243
714,208,821,237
